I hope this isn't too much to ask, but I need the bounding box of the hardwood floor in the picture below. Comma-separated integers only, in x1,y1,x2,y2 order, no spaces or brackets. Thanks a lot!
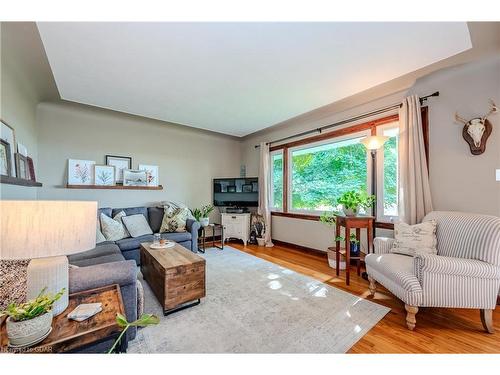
227,241,500,353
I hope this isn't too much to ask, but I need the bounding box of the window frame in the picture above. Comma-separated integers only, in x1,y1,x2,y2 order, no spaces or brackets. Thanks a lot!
269,109,429,229
376,121,400,223
269,149,284,212
286,129,371,215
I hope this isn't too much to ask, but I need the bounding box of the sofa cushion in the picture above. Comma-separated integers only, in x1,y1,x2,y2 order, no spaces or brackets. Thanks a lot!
162,231,192,243
69,253,126,268
122,214,153,237
112,206,148,220
68,242,122,262
160,207,189,233
101,211,130,241
115,234,155,252
98,207,112,218
365,253,423,306
148,207,164,233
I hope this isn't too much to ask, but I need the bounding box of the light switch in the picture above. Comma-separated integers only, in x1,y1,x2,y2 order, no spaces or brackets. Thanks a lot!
496,169,500,181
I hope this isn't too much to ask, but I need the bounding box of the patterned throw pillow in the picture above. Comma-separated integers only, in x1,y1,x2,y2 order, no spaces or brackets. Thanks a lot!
391,220,438,256
96,220,107,244
122,214,153,238
100,211,130,241
160,206,189,233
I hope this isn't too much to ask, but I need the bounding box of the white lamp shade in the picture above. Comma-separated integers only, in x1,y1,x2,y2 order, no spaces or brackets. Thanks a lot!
1,200,97,260
360,135,389,150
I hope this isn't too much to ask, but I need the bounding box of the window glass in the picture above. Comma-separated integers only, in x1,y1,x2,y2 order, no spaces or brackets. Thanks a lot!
271,152,283,209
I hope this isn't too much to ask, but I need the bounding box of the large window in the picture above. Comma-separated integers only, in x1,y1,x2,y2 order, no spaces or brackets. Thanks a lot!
289,133,369,212
377,123,399,221
270,150,283,210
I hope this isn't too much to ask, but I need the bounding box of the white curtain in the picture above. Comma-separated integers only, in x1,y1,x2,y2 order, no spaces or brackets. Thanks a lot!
398,95,433,224
258,142,274,247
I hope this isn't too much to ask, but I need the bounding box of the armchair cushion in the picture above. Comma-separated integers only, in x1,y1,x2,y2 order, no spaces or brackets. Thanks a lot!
415,254,500,280
365,253,423,306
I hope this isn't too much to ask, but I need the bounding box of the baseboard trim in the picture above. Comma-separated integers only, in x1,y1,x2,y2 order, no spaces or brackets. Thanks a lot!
272,239,327,258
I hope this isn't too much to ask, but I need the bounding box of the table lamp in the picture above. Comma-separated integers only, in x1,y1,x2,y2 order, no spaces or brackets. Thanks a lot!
1,200,97,315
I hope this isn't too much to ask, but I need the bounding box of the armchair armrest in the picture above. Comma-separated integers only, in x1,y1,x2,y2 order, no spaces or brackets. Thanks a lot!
414,254,500,280
68,260,137,294
373,237,396,254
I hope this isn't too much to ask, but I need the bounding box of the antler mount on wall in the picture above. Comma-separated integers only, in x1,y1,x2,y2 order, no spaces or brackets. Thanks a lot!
455,99,497,155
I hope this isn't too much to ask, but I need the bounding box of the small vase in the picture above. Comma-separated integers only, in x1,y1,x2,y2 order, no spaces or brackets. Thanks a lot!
200,217,210,227
350,241,360,257
6,311,53,348
342,206,358,216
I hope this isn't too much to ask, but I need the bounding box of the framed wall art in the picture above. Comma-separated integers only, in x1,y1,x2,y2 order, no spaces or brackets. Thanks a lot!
1,120,16,177
15,153,28,180
26,156,36,182
0,139,12,176
68,159,95,185
94,164,116,186
123,169,148,186
138,164,159,186
106,155,132,184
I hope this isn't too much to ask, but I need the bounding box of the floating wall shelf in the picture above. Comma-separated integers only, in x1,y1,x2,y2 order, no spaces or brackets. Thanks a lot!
1,175,43,187
66,184,163,190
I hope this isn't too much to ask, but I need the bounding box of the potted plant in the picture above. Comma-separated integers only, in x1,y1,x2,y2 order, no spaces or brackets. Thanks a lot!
108,313,159,353
1,287,64,348
336,233,361,257
191,204,214,227
337,190,375,216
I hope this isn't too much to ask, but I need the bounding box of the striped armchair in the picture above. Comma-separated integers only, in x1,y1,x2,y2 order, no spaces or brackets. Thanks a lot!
365,211,500,332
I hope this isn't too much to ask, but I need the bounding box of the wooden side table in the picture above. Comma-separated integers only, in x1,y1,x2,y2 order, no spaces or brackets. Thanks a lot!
331,214,375,286
0,284,127,353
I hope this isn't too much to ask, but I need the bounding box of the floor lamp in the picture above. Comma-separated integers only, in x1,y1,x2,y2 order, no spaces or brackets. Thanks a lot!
1,201,97,315
360,136,389,279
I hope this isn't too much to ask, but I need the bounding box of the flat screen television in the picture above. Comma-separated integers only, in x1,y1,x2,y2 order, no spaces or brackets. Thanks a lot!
213,177,258,207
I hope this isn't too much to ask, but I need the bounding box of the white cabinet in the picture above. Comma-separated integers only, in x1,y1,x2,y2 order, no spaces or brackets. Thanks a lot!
221,213,250,246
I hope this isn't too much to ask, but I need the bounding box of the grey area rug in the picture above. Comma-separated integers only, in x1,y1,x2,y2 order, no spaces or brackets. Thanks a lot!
128,246,389,353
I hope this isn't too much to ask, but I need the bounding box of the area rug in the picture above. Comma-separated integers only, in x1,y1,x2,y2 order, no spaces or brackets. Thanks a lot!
128,246,390,353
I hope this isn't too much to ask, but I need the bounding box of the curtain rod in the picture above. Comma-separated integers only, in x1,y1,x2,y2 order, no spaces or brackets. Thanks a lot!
254,91,439,148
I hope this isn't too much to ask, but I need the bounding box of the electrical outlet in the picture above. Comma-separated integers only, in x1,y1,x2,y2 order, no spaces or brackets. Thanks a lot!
496,169,500,181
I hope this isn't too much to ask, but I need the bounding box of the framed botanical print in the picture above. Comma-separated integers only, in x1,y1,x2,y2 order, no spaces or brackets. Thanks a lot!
106,155,132,184
138,164,159,186
1,120,16,177
0,139,12,176
123,169,148,186
94,164,116,186
15,153,28,179
68,159,95,185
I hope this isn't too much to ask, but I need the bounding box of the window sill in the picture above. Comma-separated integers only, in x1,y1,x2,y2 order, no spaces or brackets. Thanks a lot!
271,211,395,229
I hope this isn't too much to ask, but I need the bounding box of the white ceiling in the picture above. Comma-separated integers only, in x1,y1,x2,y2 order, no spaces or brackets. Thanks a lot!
37,22,472,137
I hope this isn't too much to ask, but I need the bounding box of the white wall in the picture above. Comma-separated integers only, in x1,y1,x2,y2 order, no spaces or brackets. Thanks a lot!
241,56,500,251
37,102,242,211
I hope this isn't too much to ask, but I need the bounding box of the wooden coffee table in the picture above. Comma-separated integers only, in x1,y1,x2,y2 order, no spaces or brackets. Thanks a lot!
0,284,127,353
140,242,206,316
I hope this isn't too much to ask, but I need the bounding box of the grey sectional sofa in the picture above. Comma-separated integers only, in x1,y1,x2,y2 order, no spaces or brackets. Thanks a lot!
66,205,200,352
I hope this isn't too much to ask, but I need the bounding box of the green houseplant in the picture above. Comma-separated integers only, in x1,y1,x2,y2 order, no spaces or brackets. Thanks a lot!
1,287,64,348
108,313,159,353
337,190,375,216
191,204,215,227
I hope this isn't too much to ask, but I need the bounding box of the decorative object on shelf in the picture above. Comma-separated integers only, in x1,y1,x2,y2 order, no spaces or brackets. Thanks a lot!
17,143,28,157
105,155,132,184
123,169,148,186
242,183,253,192
108,313,159,354
14,153,28,179
139,164,159,186
0,139,12,176
190,204,214,227
94,164,115,186
26,157,36,182
454,99,497,155
336,190,376,216
227,185,236,192
1,287,64,348
0,120,17,177
67,159,95,185
1,201,97,316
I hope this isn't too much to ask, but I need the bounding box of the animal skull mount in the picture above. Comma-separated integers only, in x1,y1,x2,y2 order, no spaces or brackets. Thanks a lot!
455,99,498,155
